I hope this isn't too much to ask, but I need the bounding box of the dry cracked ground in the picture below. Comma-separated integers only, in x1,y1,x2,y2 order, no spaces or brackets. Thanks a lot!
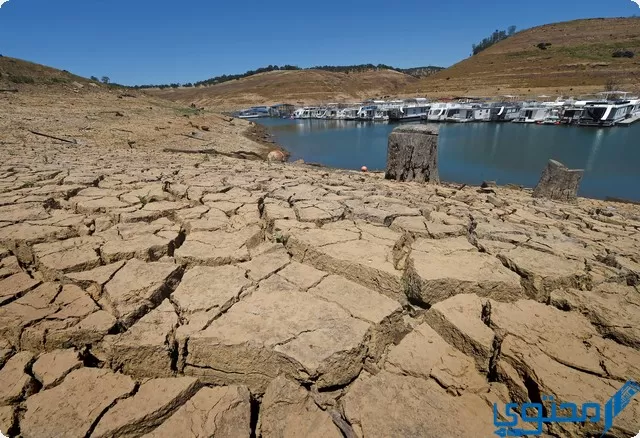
1,136,640,437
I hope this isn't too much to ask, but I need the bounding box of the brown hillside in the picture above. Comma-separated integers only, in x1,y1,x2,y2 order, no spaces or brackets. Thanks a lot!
0,57,276,159
403,17,640,98
149,69,419,111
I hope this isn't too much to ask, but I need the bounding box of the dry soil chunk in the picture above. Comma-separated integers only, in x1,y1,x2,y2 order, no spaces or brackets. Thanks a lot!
0,272,40,305
0,351,36,405
343,371,496,438
101,259,182,328
104,300,178,378
406,238,522,305
21,368,135,438
31,348,82,389
260,375,343,438
143,386,252,438
91,377,201,438
186,287,370,392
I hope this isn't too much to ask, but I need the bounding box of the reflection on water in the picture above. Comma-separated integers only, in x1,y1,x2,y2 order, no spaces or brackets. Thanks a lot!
257,119,640,201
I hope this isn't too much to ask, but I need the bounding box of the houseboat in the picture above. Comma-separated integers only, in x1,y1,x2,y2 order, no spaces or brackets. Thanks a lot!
388,99,431,122
489,103,521,122
426,103,450,122
513,106,550,123
473,105,492,122
237,106,270,119
578,100,635,127
445,104,477,123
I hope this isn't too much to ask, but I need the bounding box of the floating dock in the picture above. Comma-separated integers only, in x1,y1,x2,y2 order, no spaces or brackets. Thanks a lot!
618,114,640,126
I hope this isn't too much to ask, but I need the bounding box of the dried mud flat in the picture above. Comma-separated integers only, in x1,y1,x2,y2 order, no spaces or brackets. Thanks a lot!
1,94,640,437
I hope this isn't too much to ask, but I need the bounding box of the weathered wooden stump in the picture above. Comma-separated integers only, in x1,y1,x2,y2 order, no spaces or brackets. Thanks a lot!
533,159,584,202
385,125,439,183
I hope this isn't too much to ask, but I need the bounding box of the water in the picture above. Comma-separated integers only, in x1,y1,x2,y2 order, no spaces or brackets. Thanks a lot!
257,118,640,201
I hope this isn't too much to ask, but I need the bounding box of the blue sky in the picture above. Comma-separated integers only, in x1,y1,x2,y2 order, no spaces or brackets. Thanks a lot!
0,0,637,85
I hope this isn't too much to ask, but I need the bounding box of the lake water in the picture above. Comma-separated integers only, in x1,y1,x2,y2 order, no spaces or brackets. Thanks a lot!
257,118,640,202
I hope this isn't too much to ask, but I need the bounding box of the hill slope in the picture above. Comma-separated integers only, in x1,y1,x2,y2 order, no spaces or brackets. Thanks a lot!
0,56,275,159
403,17,640,98
149,69,419,110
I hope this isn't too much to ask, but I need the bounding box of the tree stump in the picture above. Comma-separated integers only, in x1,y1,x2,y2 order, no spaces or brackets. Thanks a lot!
385,125,439,183
533,160,584,202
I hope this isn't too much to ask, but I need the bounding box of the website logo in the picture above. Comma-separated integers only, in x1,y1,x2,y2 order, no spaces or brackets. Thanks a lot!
493,380,640,437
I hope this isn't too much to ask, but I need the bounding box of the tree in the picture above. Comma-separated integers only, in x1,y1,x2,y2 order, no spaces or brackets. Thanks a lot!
90,76,99,82
101,76,110,84
471,26,516,55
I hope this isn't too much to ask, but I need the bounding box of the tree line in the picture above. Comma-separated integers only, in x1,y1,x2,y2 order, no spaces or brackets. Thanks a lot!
472,26,517,56
121,63,444,89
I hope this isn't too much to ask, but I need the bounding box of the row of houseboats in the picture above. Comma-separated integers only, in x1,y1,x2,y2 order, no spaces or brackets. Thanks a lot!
238,94,640,127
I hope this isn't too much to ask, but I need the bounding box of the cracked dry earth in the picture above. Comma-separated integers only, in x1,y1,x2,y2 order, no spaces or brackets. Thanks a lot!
0,140,640,438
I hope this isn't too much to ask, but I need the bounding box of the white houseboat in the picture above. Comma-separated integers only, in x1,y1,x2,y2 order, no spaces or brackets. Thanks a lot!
445,104,477,122
513,106,550,123
578,100,635,127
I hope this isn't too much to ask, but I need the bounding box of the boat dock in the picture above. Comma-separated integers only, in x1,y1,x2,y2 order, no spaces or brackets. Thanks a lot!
617,113,640,126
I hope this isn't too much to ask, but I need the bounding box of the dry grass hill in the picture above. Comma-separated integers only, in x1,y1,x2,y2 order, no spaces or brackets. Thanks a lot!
148,69,419,111
0,56,277,160
403,17,640,98
151,17,640,107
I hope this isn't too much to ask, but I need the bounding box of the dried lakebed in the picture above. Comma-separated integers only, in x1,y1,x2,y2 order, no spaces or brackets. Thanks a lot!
0,139,639,437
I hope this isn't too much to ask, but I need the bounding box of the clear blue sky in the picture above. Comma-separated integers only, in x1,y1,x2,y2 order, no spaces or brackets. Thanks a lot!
0,0,637,85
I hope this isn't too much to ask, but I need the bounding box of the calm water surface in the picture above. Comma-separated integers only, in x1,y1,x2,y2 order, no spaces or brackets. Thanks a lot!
257,119,640,201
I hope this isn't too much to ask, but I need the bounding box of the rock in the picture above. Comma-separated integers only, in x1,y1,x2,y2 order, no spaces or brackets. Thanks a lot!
0,351,37,405
31,349,82,389
101,259,182,328
259,376,343,438
144,386,252,438
533,159,584,202
385,125,439,183
91,377,201,438
21,368,136,438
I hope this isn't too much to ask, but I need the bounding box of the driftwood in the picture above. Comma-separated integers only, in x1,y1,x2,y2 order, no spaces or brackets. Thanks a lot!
28,130,77,144
178,133,208,141
0,89,19,93
163,147,264,160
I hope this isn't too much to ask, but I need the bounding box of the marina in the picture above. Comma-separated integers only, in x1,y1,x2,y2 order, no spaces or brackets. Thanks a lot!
256,118,640,202
236,92,640,128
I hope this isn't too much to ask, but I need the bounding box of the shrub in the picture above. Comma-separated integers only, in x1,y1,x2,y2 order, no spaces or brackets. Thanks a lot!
8,75,35,84
612,50,634,58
